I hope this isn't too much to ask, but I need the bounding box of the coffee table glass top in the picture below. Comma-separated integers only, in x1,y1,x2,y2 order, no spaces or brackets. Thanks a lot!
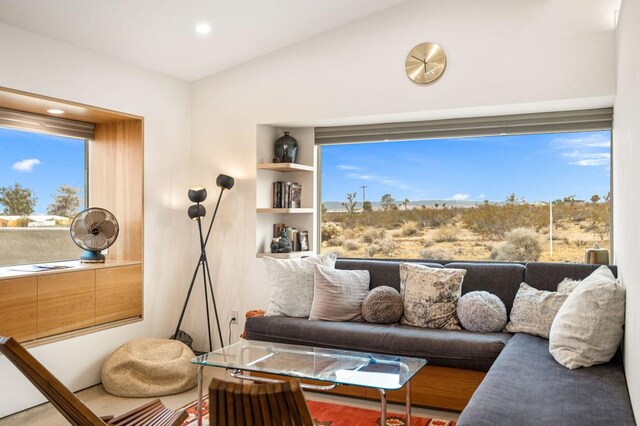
192,340,426,390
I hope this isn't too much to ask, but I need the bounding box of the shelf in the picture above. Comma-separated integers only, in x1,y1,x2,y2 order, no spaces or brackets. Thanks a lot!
256,251,315,259
257,163,314,172
257,208,314,214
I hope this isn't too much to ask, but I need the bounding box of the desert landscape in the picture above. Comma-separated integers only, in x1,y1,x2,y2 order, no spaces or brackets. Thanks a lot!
320,197,610,263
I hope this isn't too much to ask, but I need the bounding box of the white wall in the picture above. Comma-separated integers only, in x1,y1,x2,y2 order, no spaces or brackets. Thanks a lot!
614,0,640,419
0,23,194,416
191,0,618,350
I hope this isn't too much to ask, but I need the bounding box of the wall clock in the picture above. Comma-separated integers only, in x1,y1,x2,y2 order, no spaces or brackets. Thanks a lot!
405,42,447,84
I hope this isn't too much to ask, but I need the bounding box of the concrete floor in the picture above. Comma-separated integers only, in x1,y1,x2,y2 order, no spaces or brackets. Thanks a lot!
0,368,459,425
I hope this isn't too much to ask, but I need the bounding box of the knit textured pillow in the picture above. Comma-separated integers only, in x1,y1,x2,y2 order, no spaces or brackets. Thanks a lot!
362,286,403,324
457,291,507,332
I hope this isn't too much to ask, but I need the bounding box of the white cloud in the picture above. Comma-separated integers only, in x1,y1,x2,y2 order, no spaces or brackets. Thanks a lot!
345,172,425,196
12,158,41,172
553,133,611,149
451,193,470,201
552,133,611,168
478,194,486,199
564,151,610,167
337,165,359,170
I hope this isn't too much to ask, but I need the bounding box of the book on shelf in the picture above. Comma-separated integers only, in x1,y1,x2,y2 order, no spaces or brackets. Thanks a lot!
272,181,302,208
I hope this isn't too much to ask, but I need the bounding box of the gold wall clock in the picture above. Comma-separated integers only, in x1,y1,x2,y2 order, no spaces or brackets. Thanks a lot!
405,42,447,84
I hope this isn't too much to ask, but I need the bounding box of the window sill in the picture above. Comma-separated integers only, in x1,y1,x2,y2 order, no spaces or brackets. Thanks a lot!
0,259,142,280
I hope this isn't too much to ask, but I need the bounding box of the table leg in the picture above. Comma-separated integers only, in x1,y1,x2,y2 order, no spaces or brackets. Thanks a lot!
378,388,387,426
197,365,204,426
406,380,412,426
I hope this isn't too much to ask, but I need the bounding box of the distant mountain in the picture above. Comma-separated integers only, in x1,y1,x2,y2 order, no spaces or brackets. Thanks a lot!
322,199,498,211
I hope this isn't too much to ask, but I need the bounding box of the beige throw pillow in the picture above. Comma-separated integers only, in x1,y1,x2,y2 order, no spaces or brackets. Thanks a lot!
549,266,625,369
400,263,465,330
265,253,337,317
309,265,370,321
504,283,568,338
557,277,582,294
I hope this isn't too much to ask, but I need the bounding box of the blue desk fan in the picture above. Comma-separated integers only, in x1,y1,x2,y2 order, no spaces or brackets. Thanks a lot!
70,208,119,263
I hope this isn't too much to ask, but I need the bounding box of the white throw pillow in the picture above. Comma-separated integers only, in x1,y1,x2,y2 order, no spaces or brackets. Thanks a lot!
265,253,337,317
504,283,568,339
309,264,370,321
557,277,582,294
549,266,625,369
400,263,465,330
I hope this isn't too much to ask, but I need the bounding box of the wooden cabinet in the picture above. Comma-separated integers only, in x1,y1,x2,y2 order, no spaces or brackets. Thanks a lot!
0,262,142,345
95,264,142,325
0,277,37,342
37,271,96,338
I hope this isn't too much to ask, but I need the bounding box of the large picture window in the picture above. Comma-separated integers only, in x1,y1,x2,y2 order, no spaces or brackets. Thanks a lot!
319,130,611,263
0,127,87,266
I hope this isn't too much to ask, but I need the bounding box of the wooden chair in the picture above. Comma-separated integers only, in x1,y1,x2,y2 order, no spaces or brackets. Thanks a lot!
0,336,187,426
209,377,315,426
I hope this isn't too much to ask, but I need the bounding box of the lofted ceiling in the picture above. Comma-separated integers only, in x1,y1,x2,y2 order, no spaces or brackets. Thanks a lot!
0,0,410,81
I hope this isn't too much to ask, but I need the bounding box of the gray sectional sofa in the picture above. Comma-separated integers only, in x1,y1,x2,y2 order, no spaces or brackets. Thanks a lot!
245,259,635,424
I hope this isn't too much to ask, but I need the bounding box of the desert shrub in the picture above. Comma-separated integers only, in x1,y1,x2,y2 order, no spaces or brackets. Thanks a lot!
326,236,344,247
491,228,541,262
321,222,341,241
401,221,419,236
435,227,459,243
361,228,386,243
366,244,381,257
422,239,434,247
375,237,398,257
343,239,360,251
15,216,30,227
419,248,452,260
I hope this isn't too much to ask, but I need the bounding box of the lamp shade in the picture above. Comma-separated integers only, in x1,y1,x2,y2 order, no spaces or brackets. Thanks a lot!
187,204,206,220
188,187,207,203
216,174,235,190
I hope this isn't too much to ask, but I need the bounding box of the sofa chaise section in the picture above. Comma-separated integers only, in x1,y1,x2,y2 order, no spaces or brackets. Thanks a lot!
457,333,634,425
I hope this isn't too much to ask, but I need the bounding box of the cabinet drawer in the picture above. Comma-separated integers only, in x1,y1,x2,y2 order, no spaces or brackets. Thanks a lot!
95,264,142,325
0,277,37,342
37,271,95,338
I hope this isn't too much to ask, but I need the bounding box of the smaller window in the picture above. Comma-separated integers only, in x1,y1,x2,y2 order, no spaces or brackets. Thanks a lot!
0,127,88,266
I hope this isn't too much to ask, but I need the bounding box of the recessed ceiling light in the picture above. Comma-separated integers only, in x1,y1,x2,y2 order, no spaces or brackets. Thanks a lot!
195,23,211,35
47,109,65,115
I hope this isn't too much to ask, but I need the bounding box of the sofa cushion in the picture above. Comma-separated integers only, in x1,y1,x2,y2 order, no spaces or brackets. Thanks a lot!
524,262,617,292
245,315,511,371
445,262,525,314
457,333,634,426
335,259,442,292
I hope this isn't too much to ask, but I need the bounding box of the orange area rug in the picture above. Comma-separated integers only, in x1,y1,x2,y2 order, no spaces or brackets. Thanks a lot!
180,397,456,426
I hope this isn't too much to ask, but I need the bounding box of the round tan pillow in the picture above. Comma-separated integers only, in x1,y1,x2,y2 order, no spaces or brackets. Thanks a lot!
102,338,198,397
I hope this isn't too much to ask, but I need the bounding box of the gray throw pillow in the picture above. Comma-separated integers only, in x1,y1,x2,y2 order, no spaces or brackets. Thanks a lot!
457,291,507,332
504,283,568,339
549,266,625,369
265,253,337,317
400,263,466,330
362,286,403,324
309,265,370,321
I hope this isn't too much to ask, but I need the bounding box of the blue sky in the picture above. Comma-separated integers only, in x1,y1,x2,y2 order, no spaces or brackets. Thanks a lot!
321,131,611,203
0,127,85,214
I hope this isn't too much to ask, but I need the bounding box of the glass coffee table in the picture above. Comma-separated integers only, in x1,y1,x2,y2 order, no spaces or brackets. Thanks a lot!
192,340,427,426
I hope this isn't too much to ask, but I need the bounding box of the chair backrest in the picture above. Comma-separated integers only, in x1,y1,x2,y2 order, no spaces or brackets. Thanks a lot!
209,377,314,426
0,336,107,426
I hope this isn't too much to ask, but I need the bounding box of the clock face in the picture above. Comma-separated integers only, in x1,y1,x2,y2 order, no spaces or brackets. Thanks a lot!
405,43,447,84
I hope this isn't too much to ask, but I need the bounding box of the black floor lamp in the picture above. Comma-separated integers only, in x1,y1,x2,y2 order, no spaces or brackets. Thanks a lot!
172,174,235,352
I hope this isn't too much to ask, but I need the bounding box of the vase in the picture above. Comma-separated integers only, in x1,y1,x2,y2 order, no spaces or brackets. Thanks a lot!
274,132,298,163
